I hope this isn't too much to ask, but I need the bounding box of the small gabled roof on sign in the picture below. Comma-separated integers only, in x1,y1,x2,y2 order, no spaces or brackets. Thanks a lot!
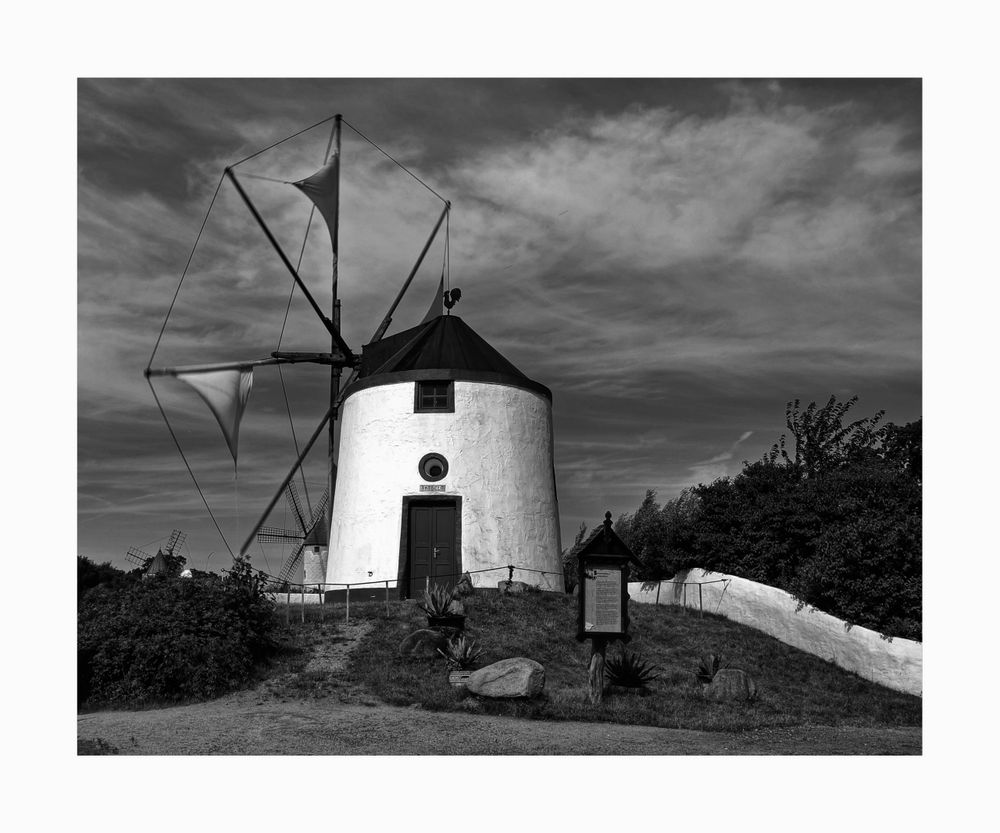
572,512,641,565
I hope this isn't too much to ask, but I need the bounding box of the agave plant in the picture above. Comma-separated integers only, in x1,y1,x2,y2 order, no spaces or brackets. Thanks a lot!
419,583,462,618
436,634,485,669
695,653,723,684
606,650,660,688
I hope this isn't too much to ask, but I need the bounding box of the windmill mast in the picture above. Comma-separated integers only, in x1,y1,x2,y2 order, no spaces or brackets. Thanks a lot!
328,114,342,551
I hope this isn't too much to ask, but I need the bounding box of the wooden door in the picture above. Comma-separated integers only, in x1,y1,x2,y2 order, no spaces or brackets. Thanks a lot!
408,502,458,597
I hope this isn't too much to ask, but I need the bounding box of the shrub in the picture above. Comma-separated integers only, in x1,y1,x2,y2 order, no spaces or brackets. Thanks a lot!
606,650,659,688
78,556,276,706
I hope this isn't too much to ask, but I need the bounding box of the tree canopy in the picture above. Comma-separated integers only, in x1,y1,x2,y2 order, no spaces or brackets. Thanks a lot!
577,396,921,640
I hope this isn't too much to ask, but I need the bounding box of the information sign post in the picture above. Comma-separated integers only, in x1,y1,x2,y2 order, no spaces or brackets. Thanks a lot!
575,512,641,704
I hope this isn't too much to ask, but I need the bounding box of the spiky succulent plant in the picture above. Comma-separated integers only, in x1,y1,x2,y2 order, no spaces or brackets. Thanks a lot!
606,650,660,688
437,634,485,669
419,583,462,617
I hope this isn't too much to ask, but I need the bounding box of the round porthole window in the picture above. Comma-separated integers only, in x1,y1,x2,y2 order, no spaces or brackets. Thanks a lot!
418,452,449,482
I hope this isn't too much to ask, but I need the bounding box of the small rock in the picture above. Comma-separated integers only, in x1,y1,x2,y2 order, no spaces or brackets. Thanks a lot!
467,657,545,698
398,629,449,658
704,668,758,701
498,580,530,595
454,572,475,596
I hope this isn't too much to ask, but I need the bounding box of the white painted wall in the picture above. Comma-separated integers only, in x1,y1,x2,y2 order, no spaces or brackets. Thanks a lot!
327,380,562,591
303,546,327,586
270,592,325,605
629,569,922,696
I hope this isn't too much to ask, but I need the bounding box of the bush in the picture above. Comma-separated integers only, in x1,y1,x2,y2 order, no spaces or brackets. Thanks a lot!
78,555,136,597
607,399,921,640
78,556,276,706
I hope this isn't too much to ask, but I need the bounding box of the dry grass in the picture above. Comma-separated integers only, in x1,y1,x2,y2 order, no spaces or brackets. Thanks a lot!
332,590,921,732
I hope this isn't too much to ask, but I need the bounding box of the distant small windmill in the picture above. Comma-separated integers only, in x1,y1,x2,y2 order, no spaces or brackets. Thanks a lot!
257,481,329,586
126,529,187,577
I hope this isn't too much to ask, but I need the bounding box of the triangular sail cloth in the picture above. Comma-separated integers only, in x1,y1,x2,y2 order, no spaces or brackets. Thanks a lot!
174,368,254,464
293,159,339,252
420,274,444,324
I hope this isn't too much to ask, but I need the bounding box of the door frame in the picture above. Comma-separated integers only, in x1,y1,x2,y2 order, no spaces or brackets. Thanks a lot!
397,495,463,600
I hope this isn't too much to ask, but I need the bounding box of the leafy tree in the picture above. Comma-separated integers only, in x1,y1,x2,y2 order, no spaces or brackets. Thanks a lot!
768,395,887,477
78,555,136,597
657,488,701,577
561,522,589,592
609,396,921,639
881,418,922,482
614,490,669,580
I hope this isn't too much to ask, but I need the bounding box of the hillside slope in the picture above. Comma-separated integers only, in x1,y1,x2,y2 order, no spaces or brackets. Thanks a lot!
343,590,921,732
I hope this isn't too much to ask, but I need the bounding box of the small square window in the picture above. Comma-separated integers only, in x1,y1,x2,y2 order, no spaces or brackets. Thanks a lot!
415,380,454,413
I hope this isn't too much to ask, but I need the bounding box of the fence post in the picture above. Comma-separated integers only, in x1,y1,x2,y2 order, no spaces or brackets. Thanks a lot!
385,580,390,616
656,580,661,606
301,583,305,623
683,583,687,613
425,575,429,595
699,583,703,618
319,585,324,622
345,584,350,623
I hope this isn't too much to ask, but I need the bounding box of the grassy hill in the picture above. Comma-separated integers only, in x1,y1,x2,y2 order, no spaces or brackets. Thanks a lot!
326,589,920,732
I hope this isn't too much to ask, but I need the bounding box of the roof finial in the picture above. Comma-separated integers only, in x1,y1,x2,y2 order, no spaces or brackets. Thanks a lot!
444,287,462,314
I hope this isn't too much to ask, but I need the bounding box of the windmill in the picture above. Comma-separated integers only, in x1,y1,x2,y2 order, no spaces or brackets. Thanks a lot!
256,481,330,586
144,114,452,581
125,529,187,577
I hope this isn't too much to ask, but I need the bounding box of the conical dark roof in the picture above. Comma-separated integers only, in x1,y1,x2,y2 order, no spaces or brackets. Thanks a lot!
303,512,329,548
347,315,551,400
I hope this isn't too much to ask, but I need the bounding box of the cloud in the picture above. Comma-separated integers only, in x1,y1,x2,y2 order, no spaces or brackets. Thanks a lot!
77,80,921,565
687,430,756,484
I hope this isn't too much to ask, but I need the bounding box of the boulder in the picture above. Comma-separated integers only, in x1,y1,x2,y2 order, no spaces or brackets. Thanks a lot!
467,657,545,699
398,629,449,659
704,668,758,701
498,580,530,595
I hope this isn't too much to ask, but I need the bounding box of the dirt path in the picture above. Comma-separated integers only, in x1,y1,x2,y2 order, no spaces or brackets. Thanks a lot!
77,618,919,755
78,695,920,755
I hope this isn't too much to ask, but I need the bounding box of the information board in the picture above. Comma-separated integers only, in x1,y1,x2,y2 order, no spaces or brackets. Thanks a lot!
583,567,622,633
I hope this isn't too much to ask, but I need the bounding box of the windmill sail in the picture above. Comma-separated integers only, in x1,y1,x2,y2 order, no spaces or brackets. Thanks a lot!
174,368,254,464
148,115,452,571
292,159,339,253
420,274,444,324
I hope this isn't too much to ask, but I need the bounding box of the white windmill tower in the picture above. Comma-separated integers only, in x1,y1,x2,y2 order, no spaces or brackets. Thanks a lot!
327,305,563,596
145,114,563,597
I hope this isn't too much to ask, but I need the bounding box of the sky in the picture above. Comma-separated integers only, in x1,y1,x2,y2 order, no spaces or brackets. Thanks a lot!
77,78,922,572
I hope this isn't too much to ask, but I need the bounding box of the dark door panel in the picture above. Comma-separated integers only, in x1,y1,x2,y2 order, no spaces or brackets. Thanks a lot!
408,501,458,597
